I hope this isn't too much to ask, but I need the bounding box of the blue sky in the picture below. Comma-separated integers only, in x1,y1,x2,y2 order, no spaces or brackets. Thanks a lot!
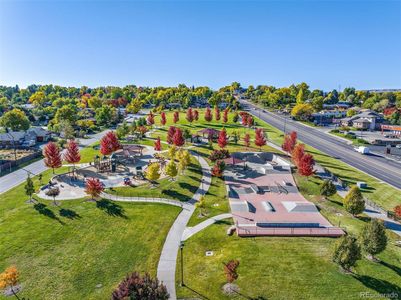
0,0,400,91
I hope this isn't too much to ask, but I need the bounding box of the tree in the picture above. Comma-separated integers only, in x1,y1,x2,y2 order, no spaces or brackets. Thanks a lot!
173,111,179,124
232,112,239,123
186,107,194,123
43,142,62,174
0,266,20,299
46,186,60,205
296,88,305,104
292,143,305,167
173,128,185,147
145,163,161,183
243,133,250,148
196,196,207,216
246,115,253,127
147,112,155,127
95,105,116,126
84,178,104,200
282,131,297,153
298,153,315,178
223,108,229,123
223,259,240,283
167,126,176,145
320,180,337,198
160,112,167,126
165,159,178,180
25,175,35,203
154,137,162,151
254,128,266,149
0,108,30,131
344,186,365,217
361,219,387,260
177,149,191,174
116,121,129,139
100,131,121,155
215,106,221,121
204,107,212,122
29,90,46,106
218,129,228,149
193,109,199,121
332,235,361,272
87,95,102,109
211,160,225,177
168,145,177,160
111,272,169,300
394,205,401,218
64,140,81,176
291,103,313,120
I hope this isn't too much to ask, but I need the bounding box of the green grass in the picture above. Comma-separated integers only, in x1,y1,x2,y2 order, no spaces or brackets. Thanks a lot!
176,173,401,300
187,175,230,227
106,155,202,202
0,168,181,300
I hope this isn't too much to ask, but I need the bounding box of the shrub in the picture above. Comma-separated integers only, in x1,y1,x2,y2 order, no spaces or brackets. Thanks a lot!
223,259,240,283
332,235,361,272
209,149,230,162
343,186,365,216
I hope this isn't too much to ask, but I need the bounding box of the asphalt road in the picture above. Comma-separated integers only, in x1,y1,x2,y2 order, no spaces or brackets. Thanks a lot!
240,99,401,190
0,130,108,194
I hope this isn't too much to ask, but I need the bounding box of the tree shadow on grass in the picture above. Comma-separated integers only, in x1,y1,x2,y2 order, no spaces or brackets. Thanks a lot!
59,208,81,219
96,199,127,218
33,203,64,224
179,182,197,193
162,189,189,202
380,261,401,277
353,275,401,299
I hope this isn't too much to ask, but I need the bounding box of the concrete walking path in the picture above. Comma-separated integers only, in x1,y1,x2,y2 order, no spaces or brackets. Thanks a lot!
182,213,232,241
157,152,211,300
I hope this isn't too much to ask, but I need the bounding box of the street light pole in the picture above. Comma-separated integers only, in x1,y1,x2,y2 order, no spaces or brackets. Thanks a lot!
180,241,185,286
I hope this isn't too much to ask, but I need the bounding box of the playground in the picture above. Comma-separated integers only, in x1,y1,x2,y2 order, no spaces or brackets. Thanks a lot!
37,144,169,200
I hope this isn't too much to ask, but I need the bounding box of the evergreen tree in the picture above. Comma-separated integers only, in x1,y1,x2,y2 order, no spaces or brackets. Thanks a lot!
361,218,387,260
320,179,337,198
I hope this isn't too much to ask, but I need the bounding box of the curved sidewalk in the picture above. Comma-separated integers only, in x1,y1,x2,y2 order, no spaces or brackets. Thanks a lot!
157,152,211,300
182,213,232,241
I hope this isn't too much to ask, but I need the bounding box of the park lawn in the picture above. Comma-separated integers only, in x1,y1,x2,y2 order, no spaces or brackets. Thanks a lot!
106,155,202,202
0,168,181,300
176,173,401,300
187,175,230,227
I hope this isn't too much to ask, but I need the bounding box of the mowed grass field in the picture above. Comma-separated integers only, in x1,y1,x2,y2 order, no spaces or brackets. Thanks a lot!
176,173,401,300
0,168,181,300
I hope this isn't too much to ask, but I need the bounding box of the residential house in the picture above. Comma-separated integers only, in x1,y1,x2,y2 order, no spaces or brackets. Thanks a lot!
0,127,51,147
340,110,385,130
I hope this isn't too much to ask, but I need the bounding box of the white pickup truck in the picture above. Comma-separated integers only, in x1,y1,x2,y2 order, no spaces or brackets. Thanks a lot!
354,146,370,154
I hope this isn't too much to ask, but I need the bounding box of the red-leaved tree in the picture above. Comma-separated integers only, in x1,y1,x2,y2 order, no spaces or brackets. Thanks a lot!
282,131,298,154
173,128,185,147
246,115,253,127
204,107,212,122
243,133,250,148
215,107,221,121
64,140,81,176
186,108,194,124
211,160,225,177
160,112,167,126
218,129,228,149
292,143,305,167
147,112,155,127
43,142,62,174
173,111,179,124
394,205,401,218
193,110,199,121
154,137,162,151
223,108,229,123
254,128,266,150
298,153,315,178
100,131,121,155
85,177,104,200
167,126,176,145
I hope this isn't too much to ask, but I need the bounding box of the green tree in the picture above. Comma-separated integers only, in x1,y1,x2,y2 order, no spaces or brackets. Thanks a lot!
165,159,178,180
296,89,304,104
343,186,365,216
320,179,337,198
29,91,46,106
168,145,177,160
24,175,35,203
54,104,77,124
87,96,102,109
195,196,207,216
332,235,361,272
291,103,313,120
361,219,387,260
0,108,30,131
177,150,191,174
95,105,115,126
116,121,130,139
